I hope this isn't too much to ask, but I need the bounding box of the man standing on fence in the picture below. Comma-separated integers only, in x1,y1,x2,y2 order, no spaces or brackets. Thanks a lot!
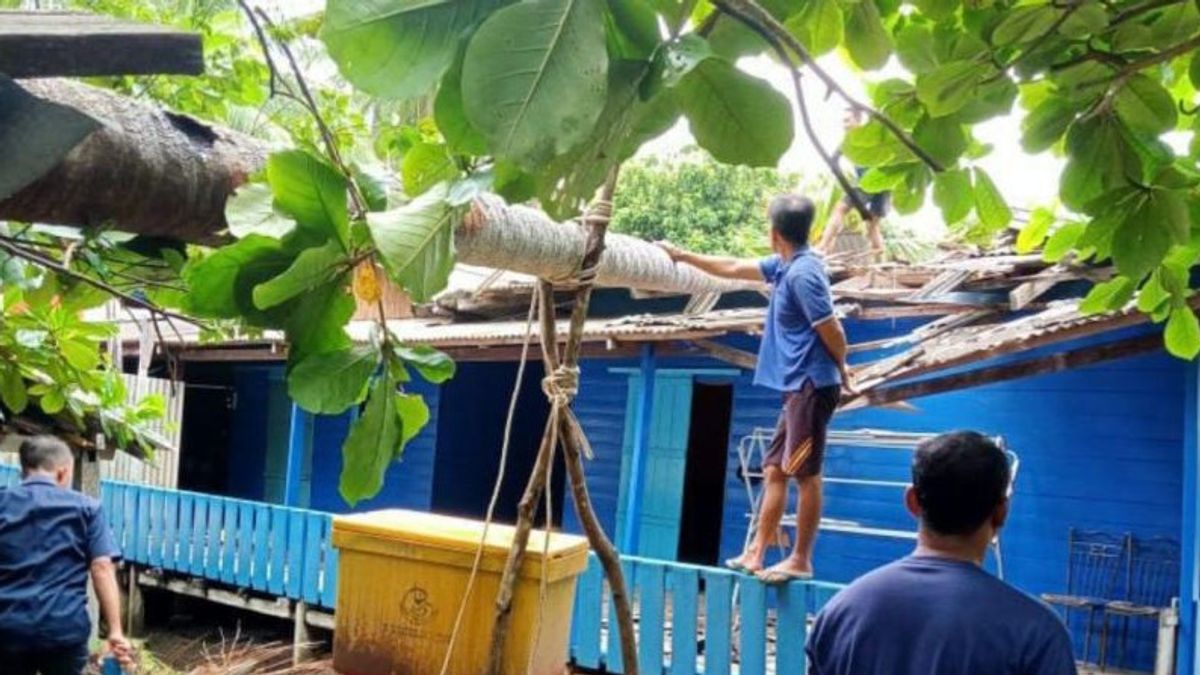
0,436,132,674
806,431,1076,674
658,193,850,582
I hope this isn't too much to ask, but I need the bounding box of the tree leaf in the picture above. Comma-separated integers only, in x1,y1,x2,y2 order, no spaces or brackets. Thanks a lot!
895,23,939,74
1043,221,1085,262
352,163,391,212
0,75,100,201
226,182,295,240
1191,53,1200,90
1059,2,1108,38
395,344,457,383
462,0,608,168
1113,197,1171,280
1060,115,1136,212
339,374,402,506
183,235,291,320
288,345,380,415
368,184,456,303
267,150,350,249
677,57,794,167
1137,270,1171,315
434,55,489,157
1147,188,1191,244
395,391,431,448
914,0,959,21
914,114,968,166
40,388,66,415
1021,96,1075,153
916,61,991,117
859,164,911,192
972,167,1012,230
284,279,356,361
842,119,915,167
1165,307,1200,359
61,340,100,372
1016,207,1055,253
785,0,844,56
605,0,661,60
322,0,503,99
933,168,974,224
845,0,893,70
957,76,1018,124
1079,276,1136,314
252,239,348,310
1114,74,1178,136
992,5,1058,47
892,164,932,214
401,142,460,197
0,367,27,415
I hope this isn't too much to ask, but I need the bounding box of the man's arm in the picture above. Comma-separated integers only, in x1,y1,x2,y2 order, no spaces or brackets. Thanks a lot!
656,242,763,281
815,317,855,391
90,557,132,663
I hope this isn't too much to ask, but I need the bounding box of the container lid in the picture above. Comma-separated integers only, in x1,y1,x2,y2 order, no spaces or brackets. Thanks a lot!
333,509,589,561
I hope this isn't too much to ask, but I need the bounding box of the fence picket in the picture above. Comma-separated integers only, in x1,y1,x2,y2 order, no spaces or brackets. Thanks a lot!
252,503,270,592
570,557,603,670
668,566,699,675
739,579,768,675
776,582,808,674
319,516,339,609
703,570,734,675
638,563,666,675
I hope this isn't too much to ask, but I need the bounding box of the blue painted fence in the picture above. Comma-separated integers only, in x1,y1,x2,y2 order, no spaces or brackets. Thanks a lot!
0,466,842,674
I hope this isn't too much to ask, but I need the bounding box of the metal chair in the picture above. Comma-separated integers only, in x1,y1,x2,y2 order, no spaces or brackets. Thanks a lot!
1100,535,1180,670
1041,529,1131,666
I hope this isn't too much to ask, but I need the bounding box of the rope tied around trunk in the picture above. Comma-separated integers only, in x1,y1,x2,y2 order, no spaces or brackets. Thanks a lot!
541,365,580,407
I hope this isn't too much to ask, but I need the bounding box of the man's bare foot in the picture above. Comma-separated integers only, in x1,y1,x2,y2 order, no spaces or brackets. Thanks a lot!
725,549,765,574
757,558,814,584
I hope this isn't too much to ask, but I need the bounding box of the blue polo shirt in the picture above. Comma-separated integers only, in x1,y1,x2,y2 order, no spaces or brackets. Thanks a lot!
754,250,841,392
0,475,120,650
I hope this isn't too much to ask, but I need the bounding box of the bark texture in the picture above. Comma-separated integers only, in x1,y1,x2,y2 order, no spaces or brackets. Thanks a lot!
0,79,266,244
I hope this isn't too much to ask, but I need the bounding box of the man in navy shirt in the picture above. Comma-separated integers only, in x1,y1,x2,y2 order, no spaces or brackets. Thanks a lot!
0,436,131,674
658,194,850,582
807,431,1077,675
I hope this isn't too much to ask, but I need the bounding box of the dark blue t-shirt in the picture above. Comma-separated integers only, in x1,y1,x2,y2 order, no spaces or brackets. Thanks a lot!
807,556,1077,675
0,476,120,650
754,249,841,392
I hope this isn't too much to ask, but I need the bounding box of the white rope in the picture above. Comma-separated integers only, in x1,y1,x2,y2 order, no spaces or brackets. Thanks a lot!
438,290,539,675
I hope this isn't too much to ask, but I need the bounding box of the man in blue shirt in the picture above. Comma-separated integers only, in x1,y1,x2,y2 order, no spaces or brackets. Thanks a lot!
0,436,132,674
658,194,850,582
806,431,1077,675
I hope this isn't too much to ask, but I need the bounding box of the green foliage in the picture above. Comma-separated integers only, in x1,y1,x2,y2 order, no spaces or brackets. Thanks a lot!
677,58,795,167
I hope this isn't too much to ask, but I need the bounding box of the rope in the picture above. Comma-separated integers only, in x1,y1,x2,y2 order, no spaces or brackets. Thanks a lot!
437,290,539,675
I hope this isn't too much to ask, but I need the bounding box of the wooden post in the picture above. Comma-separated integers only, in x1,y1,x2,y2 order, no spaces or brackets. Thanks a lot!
622,343,655,554
293,601,311,666
74,446,102,641
125,564,145,638
284,403,309,507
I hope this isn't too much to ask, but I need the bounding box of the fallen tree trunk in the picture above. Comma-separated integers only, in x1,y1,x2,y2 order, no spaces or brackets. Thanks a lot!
0,78,266,245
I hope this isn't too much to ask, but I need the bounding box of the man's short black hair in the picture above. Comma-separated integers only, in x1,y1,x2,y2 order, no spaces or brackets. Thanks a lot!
768,194,816,247
19,435,73,474
911,431,1009,536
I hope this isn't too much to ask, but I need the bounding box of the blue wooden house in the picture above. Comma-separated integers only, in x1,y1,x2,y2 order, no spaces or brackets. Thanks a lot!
139,253,1198,674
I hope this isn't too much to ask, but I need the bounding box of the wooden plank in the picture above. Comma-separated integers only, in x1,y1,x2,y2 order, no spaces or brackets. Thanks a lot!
204,498,223,577
161,490,179,571
668,566,699,675
302,511,323,604
147,489,163,567
285,509,305,599
252,503,270,593
702,570,734,675
268,506,288,595
190,495,209,576
571,556,604,669
1009,276,1059,310
776,583,809,674
107,484,125,552
739,579,768,675
691,338,756,370
637,563,666,675
319,516,339,609
135,488,151,564
178,493,194,573
220,501,238,584
0,11,203,78
236,501,255,587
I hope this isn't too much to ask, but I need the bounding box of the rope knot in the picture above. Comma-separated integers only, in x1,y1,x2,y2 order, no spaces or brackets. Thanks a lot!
542,365,580,407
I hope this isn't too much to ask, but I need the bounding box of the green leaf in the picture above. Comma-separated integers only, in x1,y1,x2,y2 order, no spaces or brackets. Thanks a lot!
845,0,893,70
892,164,932,214
1148,189,1191,244
252,240,348,310
401,143,460,197
957,76,1018,124
1165,307,1200,359
321,0,503,99
40,388,66,415
1079,276,1136,314
1016,207,1054,253
1113,196,1171,280
991,5,1058,47
288,345,380,415
1059,2,1109,38
226,182,294,240
1060,115,1136,212
0,75,100,201
395,344,457,383
605,0,661,60
434,56,488,156
914,114,968,166
859,165,910,192
395,391,431,448
353,164,391,212
267,151,350,249
645,34,711,99
916,61,991,117
785,0,844,56
284,279,356,360
61,340,100,371
1138,270,1171,315
1043,221,1085,262
1114,74,1178,136
1191,53,1200,90
895,24,939,74
972,168,1012,230
677,57,794,167
183,235,291,320
0,367,27,415
914,0,958,21
842,119,915,167
368,184,457,303
462,0,608,168
1021,97,1075,153
339,374,402,506
932,168,974,224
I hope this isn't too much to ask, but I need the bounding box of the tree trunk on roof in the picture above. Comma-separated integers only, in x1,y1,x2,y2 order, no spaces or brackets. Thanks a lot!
0,80,754,295
0,78,266,245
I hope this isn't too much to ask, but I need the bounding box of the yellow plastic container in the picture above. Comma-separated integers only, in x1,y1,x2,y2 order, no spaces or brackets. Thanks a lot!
331,509,590,675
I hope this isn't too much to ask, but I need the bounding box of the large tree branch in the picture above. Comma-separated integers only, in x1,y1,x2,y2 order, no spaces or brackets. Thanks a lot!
0,79,267,245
